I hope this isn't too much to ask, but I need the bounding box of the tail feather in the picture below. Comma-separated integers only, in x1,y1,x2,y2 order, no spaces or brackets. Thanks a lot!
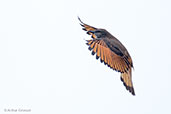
120,69,135,95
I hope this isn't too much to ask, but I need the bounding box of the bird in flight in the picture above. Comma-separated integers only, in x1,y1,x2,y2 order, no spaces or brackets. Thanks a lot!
78,17,135,95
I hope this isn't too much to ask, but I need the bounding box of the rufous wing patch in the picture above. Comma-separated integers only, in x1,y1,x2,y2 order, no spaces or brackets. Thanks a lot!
86,39,131,73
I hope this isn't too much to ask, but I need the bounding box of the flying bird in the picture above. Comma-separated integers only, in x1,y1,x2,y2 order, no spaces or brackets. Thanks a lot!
78,17,135,95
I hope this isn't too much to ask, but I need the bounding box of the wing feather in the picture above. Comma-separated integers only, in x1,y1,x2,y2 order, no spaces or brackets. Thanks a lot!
86,40,129,73
86,39,135,95
93,43,97,53
78,17,97,39
96,44,100,58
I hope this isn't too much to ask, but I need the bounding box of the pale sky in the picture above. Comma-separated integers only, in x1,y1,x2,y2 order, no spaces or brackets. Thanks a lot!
0,0,171,114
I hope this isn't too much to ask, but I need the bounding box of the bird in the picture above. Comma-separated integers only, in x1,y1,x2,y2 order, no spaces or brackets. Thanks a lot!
78,17,135,95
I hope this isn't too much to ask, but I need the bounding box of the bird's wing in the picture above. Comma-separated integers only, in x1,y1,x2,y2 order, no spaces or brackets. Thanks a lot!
78,17,97,39
86,39,135,95
87,39,130,73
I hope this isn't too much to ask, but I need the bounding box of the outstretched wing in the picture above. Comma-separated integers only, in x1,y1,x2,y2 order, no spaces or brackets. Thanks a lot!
86,39,129,73
78,17,97,39
86,39,135,95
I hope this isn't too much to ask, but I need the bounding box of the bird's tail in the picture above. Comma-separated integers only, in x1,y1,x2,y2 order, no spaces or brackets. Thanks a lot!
120,68,135,95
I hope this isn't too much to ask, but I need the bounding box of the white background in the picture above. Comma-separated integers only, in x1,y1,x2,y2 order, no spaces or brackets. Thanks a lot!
0,0,171,114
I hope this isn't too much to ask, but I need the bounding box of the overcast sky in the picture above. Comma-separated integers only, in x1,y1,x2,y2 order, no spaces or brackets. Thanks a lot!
0,0,171,114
